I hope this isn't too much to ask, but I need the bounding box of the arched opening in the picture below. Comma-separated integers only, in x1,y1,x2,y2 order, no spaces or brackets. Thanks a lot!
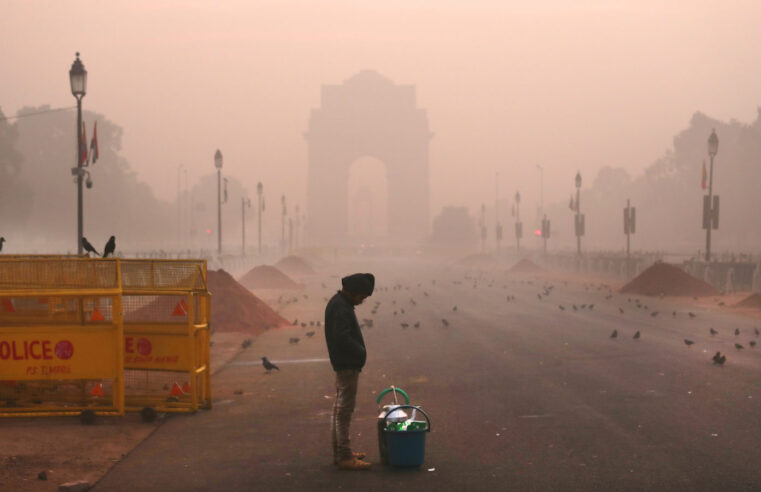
347,156,388,242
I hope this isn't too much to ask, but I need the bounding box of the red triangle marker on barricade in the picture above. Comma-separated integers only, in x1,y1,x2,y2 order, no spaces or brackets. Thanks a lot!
170,382,185,396
181,382,191,393
2,299,15,313
91,309,105,321
172,302,187,316
90,383,104,397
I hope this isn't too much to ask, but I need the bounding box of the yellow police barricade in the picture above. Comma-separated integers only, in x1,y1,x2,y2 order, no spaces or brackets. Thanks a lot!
119,259,211,420
0,257,124,422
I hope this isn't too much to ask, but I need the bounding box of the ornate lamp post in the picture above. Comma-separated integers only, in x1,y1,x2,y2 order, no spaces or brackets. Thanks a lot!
257,182,264,255
705,129,719,262
69,53,87,255
214,149,223,254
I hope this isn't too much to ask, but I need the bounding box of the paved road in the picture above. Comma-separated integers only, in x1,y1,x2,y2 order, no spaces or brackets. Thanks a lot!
96,258,761,491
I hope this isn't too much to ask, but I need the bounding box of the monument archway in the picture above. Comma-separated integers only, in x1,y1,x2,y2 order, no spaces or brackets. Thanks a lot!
304,70,432,246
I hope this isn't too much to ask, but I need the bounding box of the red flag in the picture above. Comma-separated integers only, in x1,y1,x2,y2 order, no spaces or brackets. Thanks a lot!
701,161,707,190
90,121,99,164
80,121,88,164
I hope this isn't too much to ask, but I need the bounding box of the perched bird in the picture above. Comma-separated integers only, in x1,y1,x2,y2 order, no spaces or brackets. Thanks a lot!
400,323,409,329
684,339,695,346
672,311,677,317
755,328,760,336
0,237,5,252
619,308,624,314
103,236,116,258
633,331,640,340
413,322,420,328
580,304,587,309
735,343,744,350
650,311,659,317
573,305,578,311
610,330,618,339
558,305,565,311
301,322,307,328
735,328,740,336
305,331,315,337
750,340,757,348
712,352,726,365
709,328,718,336
82,237,100,256
292,319,298,325
688,312,696,318
289,337,300,344
261,357,279,373
452,305,458,312
442,319,449,327
588,304,595,310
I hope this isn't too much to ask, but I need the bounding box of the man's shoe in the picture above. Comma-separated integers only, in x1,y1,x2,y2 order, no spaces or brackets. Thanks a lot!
336,458,371,470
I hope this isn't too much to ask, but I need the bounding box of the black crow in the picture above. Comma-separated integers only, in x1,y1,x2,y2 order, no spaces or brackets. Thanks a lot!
735,343,744,350
633,331,640,339
684,339,695,346
610,330,618,339
261,357,279,373
442,319,449,327
103,236,116,257
0,237,5,252
709,328,718,336
82,237,100,256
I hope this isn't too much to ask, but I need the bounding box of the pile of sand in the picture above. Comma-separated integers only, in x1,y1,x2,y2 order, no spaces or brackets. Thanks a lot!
275,255,316,276
620,262,719,297
207,269,289,333
734,293,761,309
238,265,300,290
508,259,543,274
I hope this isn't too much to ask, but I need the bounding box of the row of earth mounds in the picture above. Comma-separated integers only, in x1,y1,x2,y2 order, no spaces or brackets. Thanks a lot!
238,265,302,290
620,261,719,297
274,255,316,276
207,269,289,334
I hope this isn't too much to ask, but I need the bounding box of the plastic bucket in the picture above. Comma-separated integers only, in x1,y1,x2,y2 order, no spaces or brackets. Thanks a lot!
383,405,431,467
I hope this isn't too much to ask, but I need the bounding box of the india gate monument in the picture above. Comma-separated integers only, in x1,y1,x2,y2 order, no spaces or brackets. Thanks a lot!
304,71,432,246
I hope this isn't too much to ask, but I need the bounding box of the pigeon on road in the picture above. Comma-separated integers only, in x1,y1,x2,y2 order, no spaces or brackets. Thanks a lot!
684,339,695,346
712,352,726,365
735,343,744,350
261,357,279,373
633,331,640,340
735,328,740,336
610,330,618,339
710,328,718,336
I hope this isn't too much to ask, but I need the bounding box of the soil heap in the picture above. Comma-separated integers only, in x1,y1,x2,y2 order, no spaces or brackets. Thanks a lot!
275,255,316,276
734,293,761,309
508,259,543,274
207,269,289,333
620,262,719,297
238,265,301,290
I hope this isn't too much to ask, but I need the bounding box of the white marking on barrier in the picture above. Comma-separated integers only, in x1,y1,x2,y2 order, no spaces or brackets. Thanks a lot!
231,358,330,366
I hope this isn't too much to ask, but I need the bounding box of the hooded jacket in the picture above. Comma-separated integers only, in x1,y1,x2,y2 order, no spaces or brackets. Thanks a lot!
324,291,367,371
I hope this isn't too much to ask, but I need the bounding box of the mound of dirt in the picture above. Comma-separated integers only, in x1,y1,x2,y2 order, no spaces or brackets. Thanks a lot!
620,262,719,297
275,255,316,276
508,259,543,274
207,269,289,333
734,293,761,309
238,265,300,290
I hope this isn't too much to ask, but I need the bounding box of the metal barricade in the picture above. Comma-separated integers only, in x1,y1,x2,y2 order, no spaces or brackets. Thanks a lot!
0,258,124,420
120,259,211,417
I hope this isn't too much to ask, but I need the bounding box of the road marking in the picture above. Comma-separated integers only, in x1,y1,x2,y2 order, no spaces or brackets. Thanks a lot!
231,358,330,366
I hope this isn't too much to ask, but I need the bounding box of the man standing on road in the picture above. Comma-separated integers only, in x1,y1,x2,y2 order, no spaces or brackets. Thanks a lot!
324,273,374,470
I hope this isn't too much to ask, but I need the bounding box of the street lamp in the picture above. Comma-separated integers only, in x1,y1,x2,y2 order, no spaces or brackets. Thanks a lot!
281,195,287,254
69,52,87,255
241,196,251,256
214,149,223,254
257,182,264,255
515,191,522,252
704,129,719,262
574,171,583,256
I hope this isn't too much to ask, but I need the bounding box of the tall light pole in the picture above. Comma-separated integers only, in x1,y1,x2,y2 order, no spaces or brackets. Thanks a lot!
515,191,522,252
624,199,636,278
704,129,719,262
69,53,87,255
536,164,544,218
257,182,263,255
480,204,487,253
242,196,251,256
214,149,223,254
495,173,502,254
281,195,287,254
575,171,583,256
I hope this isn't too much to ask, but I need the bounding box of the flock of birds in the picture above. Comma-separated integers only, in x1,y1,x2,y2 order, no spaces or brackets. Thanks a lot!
256,265,761,373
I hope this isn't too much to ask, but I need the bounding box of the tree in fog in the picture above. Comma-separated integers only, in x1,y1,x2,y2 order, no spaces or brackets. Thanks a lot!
0,107,33,229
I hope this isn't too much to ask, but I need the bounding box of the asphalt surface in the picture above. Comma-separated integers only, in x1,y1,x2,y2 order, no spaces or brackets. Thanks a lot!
95,257,761,491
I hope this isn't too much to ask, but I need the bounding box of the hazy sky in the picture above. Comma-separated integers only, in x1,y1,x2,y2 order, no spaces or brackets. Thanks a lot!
3,0,761,223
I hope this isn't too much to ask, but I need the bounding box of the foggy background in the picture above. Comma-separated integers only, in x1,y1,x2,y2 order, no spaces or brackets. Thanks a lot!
2,0,761,254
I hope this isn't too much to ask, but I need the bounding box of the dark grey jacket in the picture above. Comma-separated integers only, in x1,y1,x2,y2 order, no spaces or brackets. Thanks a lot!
324,292,367,371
